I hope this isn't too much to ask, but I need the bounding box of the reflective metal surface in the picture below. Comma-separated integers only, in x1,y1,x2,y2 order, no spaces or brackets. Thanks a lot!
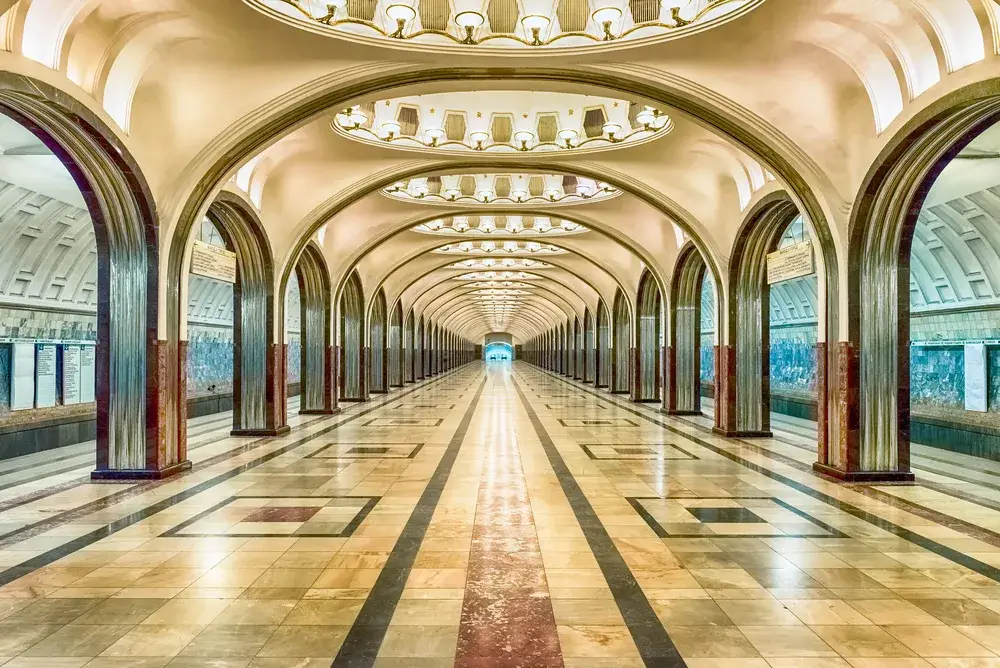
340,271,365,399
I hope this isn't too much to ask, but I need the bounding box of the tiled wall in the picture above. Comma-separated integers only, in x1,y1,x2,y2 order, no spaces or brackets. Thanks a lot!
186,325,234,396
287,332,301,384
0,307,96,341
700,333,714,384
0,309,96,417
769,325,818,397
910,345,964,409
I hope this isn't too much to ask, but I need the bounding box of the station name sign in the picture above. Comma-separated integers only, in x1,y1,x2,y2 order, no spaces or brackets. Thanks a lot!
190,240,237,283
766,241,815,284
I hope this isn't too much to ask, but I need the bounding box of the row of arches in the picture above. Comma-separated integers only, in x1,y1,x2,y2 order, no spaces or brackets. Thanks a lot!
14,59,1000,487
525,84,1000,484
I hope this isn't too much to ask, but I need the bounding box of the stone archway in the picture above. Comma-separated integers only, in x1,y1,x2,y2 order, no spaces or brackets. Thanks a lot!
635,269,662,403
0,74,177,479
294,242,334,414
204,193,287,437
339,270,366,401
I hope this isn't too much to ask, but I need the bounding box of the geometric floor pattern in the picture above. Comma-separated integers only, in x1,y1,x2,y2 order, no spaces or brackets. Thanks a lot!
1,362,1000,666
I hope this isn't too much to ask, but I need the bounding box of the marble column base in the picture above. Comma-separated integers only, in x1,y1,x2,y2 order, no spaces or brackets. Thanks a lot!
91,459,191,481
813,462,915,483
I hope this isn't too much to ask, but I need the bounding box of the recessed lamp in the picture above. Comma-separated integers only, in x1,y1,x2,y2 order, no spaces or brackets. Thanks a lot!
386,4,416,37
521,14,550,45
423,127,445,146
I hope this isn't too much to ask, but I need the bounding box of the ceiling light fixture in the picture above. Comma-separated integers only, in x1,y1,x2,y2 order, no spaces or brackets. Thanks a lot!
381,120,402,140
455,10,485,43
635,106,657,129
470,130,489,150
386,3,416,37
423,127,445,146
557,127,578,148
602,122,623,142
592,6,622,40
513,130,535,151
521,14,550,45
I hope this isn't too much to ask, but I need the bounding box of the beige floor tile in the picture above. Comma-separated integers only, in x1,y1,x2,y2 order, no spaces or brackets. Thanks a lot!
884,626,994,658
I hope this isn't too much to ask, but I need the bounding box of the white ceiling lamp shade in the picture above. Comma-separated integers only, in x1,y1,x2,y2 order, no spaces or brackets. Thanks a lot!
455,10,486,43
479,217,495,233
557,127,579,148
520,14,551,45
385,3,417,37
380,120,402,140
423,127,446,146
591,5,623,40
469,130,490,150
513,130,535,151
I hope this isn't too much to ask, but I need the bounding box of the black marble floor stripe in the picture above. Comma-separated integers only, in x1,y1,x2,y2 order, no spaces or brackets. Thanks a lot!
666,410,1000,536
331,372,487,668
528,365,1000,585
511,373,687,668
0,413,235,482
0,366,474,586
0,410,313,515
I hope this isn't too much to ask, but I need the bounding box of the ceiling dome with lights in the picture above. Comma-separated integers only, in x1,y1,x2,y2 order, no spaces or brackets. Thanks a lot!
433,241,566,255
456,271,541,280
413,216,586,236
246,0,762,53
386,174,617,205
334,92,671,155
447,258,551,269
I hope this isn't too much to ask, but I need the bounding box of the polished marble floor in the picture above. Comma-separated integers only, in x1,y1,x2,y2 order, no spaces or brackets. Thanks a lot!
1,363,1000,666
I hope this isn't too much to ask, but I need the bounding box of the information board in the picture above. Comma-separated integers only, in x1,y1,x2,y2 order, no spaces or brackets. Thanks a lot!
766,241,815,284
10,343,34,410
35,344,56,408
965,343,988,412
63,345,82,405
190,239,237,283
80,345,96,403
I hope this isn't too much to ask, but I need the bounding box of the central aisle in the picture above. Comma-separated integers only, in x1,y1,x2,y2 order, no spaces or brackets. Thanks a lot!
1,362,1000,665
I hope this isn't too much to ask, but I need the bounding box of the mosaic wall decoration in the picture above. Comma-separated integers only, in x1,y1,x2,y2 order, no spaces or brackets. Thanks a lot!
0,307,96,341
769,325,818,396
700,333,714,385
910,345,965,408
186,325,235,396
287,332,301,384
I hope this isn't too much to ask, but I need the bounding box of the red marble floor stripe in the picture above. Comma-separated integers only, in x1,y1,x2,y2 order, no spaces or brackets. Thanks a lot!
455,427,563,668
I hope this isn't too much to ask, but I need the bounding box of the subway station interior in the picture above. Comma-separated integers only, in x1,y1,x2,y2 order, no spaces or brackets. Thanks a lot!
5,0,1000,665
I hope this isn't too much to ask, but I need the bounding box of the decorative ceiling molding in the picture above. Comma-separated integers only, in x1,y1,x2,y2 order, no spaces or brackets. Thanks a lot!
334,91,671,155
455,270,541,280
413,215,586,235
246,0,762,54
446,258,551,269
432,240,566,255
385,173,618,205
